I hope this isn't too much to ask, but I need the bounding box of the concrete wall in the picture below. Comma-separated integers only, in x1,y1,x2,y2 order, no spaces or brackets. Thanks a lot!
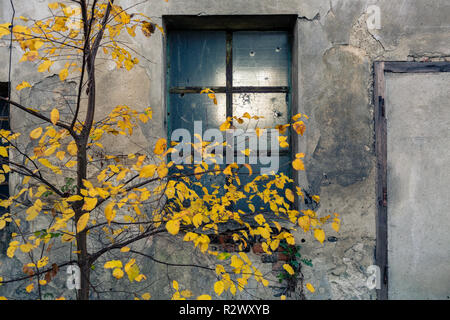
0,0,449,300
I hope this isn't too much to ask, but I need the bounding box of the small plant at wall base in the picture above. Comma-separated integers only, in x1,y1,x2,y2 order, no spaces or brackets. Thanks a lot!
0,0,339,300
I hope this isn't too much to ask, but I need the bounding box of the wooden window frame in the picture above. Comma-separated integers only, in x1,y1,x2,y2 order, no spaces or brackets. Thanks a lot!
373,61,450,300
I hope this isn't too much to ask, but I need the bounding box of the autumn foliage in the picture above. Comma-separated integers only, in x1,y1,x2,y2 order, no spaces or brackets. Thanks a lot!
0,1,339,300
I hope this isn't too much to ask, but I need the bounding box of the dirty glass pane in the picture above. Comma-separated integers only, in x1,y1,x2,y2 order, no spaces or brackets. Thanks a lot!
169,93,226,138
169,31,226,87
233,31,289,86
232,93,290,151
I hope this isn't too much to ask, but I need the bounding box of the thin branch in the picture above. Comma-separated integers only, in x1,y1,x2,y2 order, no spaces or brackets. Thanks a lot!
0,97,74,135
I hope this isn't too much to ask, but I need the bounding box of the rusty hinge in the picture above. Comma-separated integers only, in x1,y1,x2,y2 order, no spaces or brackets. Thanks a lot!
378,96,385,118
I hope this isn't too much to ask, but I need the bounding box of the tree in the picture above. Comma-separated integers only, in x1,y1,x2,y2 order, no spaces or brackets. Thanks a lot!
0,0,339,300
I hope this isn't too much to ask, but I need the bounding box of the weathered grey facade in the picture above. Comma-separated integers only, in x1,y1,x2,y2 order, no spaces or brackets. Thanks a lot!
0,0,449,300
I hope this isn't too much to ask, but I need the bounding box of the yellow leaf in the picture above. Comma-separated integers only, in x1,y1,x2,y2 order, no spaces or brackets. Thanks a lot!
20,243,33,253
154,138,167,155
157,163,168,179
197,295,212,300
314,229,325,244
194,166,203,180
48,2,59,10
172,280,179,290
37,256,49,268
135,274,147,282
306,283,315,293
139,164,156,178
37,60,53,73
332,217,340,232
141,21,155,37
298,216,310,232
50,109,59,125
243,163,253,176
0,146,7,157
181,290,192,298
166,219,180,235
192,213,203,228
214,281,224,296
292,158,305,171
219,120,230,131
139,113,148,123
0,23,11,38
312,195,320,203
285,189,295,202
141,293,151,300
26,283,34,293
30,127,43,139
56,151,65,161
67,141,77,156
283,264,295,275
65,160,77,168
59,68,69,81
104,202,116,225
16,81,31,91
76,212,89,232
112,268,124,279
254,214,265,226
241,149,250,157
66,195,83,202
126,263,140,282
127,25,137,37
39,280,47,286
120,246,130,253
293,121,306,136
82,197,97,212
278,136,289,148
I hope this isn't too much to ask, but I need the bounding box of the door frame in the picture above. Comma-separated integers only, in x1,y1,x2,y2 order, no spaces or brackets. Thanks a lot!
373,61,450,300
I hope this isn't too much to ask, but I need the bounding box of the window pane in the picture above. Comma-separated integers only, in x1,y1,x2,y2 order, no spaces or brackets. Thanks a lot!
233,31,289,86
169,93,226,138
169,31,226,87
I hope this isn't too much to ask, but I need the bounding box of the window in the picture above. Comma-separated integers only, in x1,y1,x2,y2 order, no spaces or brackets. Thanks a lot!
166,24,294,212
0,82,10,208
